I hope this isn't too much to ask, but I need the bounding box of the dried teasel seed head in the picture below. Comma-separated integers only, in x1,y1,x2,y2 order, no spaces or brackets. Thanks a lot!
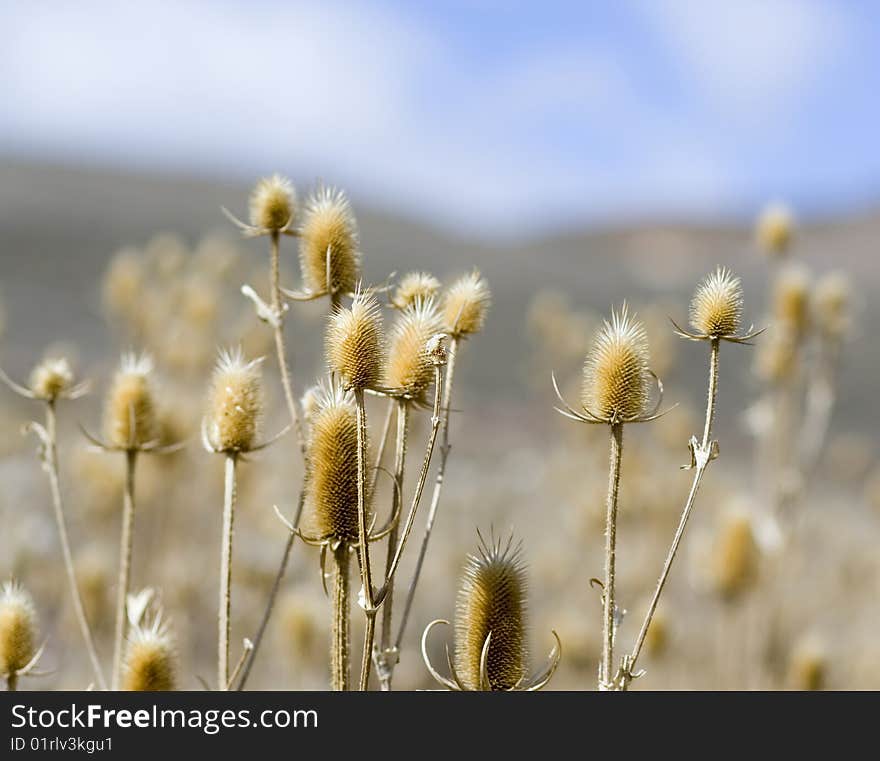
689,267,743,338
443,270,491,337
29,356,75,402
326,291,385,390
787,636,826,691
385,298,444,398
772,264,811,334
205,347,264,453
756,203,794,256
0,580,37,678
248,174,295,232
581,304,652,423
104,352,158,449
454,534,528,691
393,271,441,310
813,271,851,340
299,186,361,296
306,384,363,544
122,614,176,691
710,512,760,600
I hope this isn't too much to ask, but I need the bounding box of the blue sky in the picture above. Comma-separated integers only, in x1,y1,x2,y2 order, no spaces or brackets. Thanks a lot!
1,0,878,236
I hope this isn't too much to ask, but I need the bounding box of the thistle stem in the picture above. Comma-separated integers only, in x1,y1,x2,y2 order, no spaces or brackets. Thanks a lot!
354,388,376,691
331,545,351,691
7,673,17,691
111,449,137,690
219,453,238,690
600,422,623,689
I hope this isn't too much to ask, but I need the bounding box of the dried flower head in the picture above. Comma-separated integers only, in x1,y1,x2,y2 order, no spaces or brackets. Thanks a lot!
443,270,491,337
29,357,75,402
772,265,811,333
299,186,360,295
454,534,528,691
711,513,760,600
581,305,652,423
385,298,444,399
326,291,385,390
756,203,794,256
204,348,264,453
787,636,826,691
0,580,37,678
104,352,157,449
813,271,851,340
393,271,441,310
690,267,743,338
122,614,176,691
249,174,295,232
306,384,362,544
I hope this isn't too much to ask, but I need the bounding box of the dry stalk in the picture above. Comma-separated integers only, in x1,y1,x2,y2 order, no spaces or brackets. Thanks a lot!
218,452,238,690
111,449,138,690
600,423,623,688
331,545,351,691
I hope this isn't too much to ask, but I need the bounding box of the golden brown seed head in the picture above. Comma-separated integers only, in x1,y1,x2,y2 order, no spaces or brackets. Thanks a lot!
393,271,441,310
581,304,652,423
711,513,760,600
29,357,75,402
813,271,851,339
454,534,528,691
772,264,811,333
689,267,743,337
248,174,295,231
122,615,176,691
205,347,264,453
443,270,491,337
326,291,385,389
0,580,37,677
756,203,794,256
306,384,362,544
104,352,157,449
385,298,443,398
787,637,826,691
298,186,361,295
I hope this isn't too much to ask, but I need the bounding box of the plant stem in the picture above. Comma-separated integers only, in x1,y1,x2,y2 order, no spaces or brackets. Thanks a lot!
111,449,137,690
600,422,624,689
370,397,396,497
331,545,351,691
354,388,376,691
218,453,238,690
43,402,107,690
7,673,17,691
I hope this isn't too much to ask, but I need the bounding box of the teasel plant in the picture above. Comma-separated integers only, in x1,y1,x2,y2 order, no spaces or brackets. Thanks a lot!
0,356,106,689
421,531,560,691
0,580,46,691
80,351,182,689
121,588,177,691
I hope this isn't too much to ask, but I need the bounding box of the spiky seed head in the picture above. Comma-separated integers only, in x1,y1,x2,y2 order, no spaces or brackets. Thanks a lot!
393,271,441,309
443,270,491,337
581,304,652,423
205,348,264,453
306,384,362,544
813,271,851,339
0,580,37,677
787,637,826,691
454,534,528,691
104,352,157,449
756,203,794,256
29,356,75,402
326,291,385,389
298,186,361,295
122,615,176,691
385,298,444,398
689,267,743,337
711,513,760,600
248,174,295,232
772,265,811,333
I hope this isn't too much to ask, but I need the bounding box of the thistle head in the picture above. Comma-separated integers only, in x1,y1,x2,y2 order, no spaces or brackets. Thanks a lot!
385,298,444,399
248,174,295,232
813,271,851,340
454,533,528,691
756,203,794,256
689,267,743,338
581,304,652,423
392,271,441,310
326,290,385,390
710,512,760,601
29,356,75,402
306,383,362,544
772,264,811,334
0,580,37,678
443,270,491,338
122,612,176,691
104,352,158,449
298,186,361,296
788,636,826,691
204,347,264,453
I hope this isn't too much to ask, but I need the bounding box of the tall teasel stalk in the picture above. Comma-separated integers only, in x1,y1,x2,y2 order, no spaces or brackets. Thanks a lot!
0,357,106,689
0,580,44,691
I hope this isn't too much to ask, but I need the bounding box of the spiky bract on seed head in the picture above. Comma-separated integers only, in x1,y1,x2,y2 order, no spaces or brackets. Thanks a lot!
104,352,157,449
385,298,443,399
306,384,363,544
205,347,264,453
581,305,652,423
0,580,37,677
772,265,811,334
756,203,794,256
393,271,441,310
122,614,176,691
29,357,74,402
454,533,528,691
299,186,361,295
248,174,295,232
326,291,385,390
443,270,491,337
690,267,743,338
